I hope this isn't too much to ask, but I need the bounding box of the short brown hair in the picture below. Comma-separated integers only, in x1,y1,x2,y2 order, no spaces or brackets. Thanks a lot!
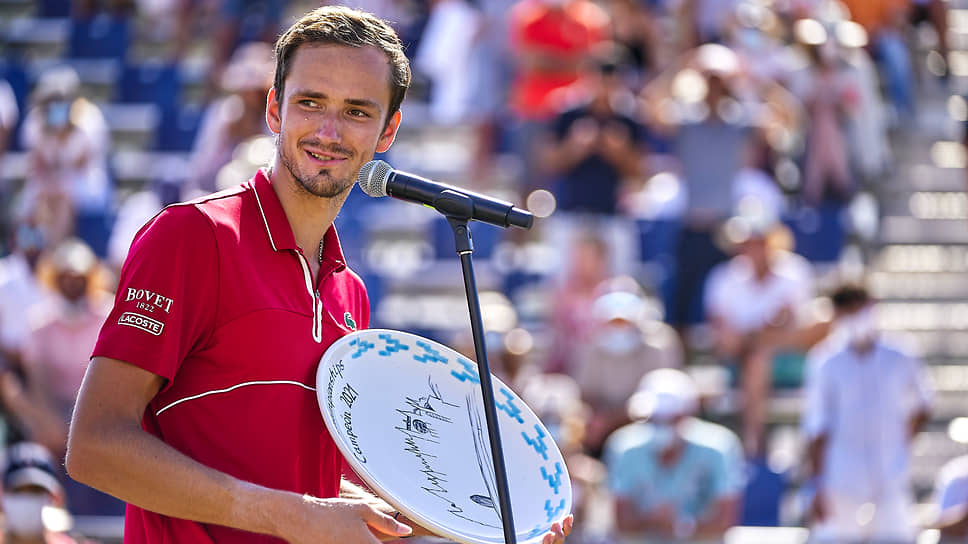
272,5,411,123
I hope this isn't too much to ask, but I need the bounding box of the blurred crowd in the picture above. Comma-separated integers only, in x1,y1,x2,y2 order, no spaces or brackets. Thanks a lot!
0,0,963,541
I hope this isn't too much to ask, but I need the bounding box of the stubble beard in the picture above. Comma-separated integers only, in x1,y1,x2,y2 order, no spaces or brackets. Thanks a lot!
277,133,356,199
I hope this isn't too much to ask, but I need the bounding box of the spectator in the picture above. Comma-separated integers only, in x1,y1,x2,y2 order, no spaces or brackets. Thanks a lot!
704,208,822,455
1,239,121,517
802,283,932,543
539,44,645,213
2,441,79,544
789,18,860,204
413,0,483,125
680,0,743,46
537,44,646,275
21,67,112,254
0,222,51,369
545,233,612,374
932,454,968,543
507,0,610,121
185,41,275,196
575,290,682,455
4,239,109,457
603,368,743,542
506,0,610,187
0,77,18,170
605,0,660,81
640,43,801,333
840,0,915,118
836,20,893,183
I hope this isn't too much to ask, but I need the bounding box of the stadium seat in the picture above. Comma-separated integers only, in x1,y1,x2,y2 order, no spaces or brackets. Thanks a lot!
783,201,847,264
37,0,70,17
155,105,203,152
68,15,130,61
116,62,180,112
635,218,681,319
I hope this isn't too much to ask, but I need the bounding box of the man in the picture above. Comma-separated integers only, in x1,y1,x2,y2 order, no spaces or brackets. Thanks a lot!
574,290,681,455
932,453,968,543
803,284,932,543
640,43,800,333
2,441,80,544
603,368,743,543
0,221,50,368
704,210,822,455
65,6,572,544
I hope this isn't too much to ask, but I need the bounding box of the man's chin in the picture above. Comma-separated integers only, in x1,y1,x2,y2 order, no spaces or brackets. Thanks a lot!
299,174,354,199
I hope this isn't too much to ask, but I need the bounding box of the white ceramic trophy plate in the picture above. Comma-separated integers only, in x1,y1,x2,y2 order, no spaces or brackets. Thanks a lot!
316,329,572,544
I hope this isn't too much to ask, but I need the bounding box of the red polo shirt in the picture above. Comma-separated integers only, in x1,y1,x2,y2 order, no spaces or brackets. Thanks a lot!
92,169,369,543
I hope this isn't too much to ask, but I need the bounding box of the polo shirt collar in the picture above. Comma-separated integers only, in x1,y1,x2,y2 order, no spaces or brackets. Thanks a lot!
251,168,347,273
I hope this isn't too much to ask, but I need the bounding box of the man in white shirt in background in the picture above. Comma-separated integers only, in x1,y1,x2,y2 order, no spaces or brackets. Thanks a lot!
802,284,932,544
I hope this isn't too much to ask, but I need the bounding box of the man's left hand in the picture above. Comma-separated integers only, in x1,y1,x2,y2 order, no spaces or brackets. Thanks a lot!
541,514,574,544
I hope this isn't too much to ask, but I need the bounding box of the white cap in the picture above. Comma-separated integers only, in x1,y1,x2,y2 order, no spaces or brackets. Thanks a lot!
627,368,699,420
592,291,646,325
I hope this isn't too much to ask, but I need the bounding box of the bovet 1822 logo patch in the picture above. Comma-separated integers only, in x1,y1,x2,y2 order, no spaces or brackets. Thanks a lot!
118,312,165,336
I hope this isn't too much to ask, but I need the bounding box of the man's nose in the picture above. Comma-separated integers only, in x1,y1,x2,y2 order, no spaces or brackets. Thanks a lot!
314,111,342,141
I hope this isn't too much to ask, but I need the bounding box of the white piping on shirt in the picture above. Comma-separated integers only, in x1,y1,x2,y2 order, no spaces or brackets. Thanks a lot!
253,180,323,344
155,380,316,416
297,253,324,344
252,182,279,252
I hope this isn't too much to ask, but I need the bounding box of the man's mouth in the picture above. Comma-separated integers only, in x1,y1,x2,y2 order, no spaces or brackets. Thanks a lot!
307,150,343,162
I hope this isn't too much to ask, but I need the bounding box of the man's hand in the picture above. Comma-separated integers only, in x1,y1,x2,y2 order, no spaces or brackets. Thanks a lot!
809,490,827,523
275,495,412,544
541,514,574,544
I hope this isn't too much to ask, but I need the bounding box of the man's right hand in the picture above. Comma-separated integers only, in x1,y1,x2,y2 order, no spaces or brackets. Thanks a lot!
274,495,412,544
809,490,827,523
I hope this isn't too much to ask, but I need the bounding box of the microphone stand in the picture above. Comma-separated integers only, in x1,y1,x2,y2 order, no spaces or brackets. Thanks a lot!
439,191,518,544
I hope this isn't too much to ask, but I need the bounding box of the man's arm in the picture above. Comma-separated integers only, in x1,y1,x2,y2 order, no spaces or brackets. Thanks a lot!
693,495,739,538
67,356,412,544
613,496,676,535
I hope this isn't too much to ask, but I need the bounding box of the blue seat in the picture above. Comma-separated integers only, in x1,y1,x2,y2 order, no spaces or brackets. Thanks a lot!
38,0,70,17
117,63,180,111
155,105,203,151
635,218,681,319
69,15,130,61
783,201,847,264
740,457,786,527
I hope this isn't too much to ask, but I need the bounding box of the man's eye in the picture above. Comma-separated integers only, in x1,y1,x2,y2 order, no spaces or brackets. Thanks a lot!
349,109,371,118
299,100,318,108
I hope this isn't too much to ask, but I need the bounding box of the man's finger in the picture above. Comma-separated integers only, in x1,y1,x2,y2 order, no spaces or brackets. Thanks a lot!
362,507,413,537
562,514,574,536
543,520,566,544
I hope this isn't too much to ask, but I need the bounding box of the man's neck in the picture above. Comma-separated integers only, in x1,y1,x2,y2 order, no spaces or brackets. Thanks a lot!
268,167,347,257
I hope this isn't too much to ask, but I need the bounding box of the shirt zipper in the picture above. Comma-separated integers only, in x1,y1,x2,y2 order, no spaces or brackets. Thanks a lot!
296,251,324,344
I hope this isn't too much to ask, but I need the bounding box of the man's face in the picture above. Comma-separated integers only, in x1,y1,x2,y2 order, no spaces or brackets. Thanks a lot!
266,43,401,199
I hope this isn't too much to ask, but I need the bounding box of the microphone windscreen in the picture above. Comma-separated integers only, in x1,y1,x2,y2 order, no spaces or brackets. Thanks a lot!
357,160,392,197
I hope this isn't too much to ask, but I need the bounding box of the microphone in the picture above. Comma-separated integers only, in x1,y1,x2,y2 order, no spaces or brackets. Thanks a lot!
357,160,534,229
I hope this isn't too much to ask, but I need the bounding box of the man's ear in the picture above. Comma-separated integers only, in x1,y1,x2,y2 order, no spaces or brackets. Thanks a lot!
376,110,402,153
266,86,281,134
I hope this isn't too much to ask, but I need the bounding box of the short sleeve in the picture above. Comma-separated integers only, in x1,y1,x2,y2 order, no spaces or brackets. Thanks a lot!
92,204,218,389
716,431,746,495
703,263,730,319
602,429,644,497
801,348,833,439
909,353,933,411
707,448,741,501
